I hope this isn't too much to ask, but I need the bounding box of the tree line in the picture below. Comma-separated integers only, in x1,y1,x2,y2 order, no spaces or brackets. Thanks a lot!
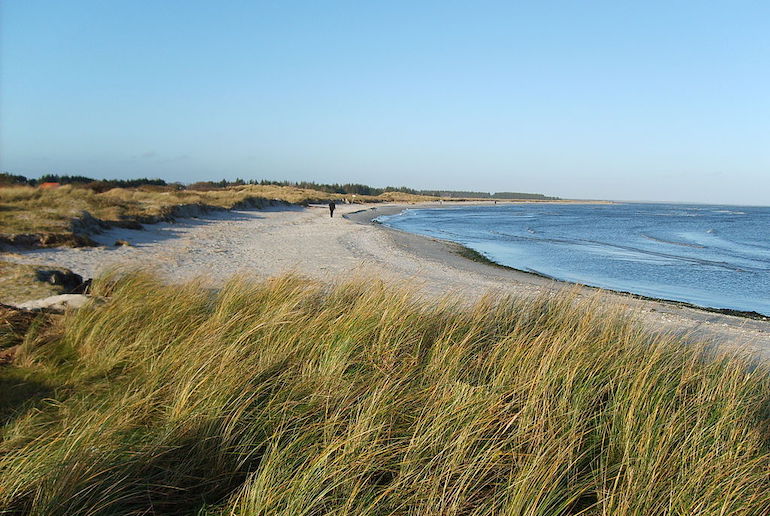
0,173,169,192
0,173,557,200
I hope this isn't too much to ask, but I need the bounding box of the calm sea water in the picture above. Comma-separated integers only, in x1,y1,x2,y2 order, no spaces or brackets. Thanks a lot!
377,203,770,315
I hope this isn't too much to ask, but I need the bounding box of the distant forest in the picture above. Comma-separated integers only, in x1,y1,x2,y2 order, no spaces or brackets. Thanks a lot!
0,173,168,193
0,173,559,200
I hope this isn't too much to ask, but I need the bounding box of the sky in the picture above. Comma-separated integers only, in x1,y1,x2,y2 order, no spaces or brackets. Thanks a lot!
1,1,769,204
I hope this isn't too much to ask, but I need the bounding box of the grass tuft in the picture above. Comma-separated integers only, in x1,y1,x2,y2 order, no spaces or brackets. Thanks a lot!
0,272,768,515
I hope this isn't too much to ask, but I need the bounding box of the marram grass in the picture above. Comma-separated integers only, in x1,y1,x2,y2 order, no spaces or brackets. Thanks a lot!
0,184,434,236
1,272,768,515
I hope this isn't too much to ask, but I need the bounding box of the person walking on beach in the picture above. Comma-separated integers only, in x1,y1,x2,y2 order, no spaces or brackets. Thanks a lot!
328,200,336,218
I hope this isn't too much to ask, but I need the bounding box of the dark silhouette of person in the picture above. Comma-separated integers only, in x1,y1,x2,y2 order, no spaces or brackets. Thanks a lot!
328,200,336,217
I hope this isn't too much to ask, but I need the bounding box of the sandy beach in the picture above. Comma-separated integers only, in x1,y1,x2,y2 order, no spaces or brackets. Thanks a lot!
4,202,769,356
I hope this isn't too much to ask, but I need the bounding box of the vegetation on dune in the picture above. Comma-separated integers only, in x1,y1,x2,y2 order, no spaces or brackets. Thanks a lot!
1,272,768,515
0,184,434,246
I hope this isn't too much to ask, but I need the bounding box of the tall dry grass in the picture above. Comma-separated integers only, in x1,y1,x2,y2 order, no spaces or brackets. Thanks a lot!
1,272,768,515
0,184,434,237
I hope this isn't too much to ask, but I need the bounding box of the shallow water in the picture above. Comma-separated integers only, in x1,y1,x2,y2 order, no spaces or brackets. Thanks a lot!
377,203,770,315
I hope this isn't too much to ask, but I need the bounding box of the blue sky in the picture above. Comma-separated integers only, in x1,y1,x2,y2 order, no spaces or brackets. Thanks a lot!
2,1,768,204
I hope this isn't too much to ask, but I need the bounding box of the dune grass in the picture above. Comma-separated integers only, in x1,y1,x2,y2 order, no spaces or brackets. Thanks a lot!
0,261,72,304
0,184,435,242
0,272,768,515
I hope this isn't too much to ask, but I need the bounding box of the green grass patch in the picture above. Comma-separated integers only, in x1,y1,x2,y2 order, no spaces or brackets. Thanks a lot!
0,272,768,514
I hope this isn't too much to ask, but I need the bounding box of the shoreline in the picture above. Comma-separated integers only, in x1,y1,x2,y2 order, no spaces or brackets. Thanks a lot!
347,203,770,322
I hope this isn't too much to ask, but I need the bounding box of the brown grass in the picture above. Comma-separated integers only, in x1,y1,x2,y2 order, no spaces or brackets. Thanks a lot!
0,184,437,246
0,272,768,515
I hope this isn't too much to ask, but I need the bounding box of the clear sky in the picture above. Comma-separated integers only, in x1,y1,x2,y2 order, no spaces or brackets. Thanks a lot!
1,1,768,204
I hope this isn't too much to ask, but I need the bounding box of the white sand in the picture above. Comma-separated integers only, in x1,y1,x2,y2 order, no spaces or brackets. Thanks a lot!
4,203,769,356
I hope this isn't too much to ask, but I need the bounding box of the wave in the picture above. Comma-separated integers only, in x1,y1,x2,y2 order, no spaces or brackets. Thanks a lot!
680,230,770,255
649,211,703,217
642,234,705,248
488,233,766,273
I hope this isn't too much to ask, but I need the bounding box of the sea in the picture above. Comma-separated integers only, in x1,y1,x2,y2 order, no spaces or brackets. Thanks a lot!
376,203,770,316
